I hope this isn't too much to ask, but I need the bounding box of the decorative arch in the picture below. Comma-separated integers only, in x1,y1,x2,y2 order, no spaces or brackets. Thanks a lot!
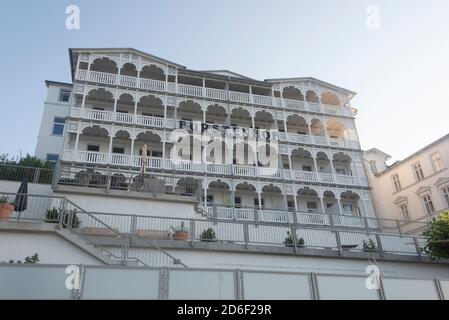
305,90,319,103
282,86,304,101
90,57,118,74
139,64,166,81
320,91,341,106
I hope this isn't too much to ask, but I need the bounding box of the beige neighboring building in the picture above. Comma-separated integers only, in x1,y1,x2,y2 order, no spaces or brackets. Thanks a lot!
364,134,449,224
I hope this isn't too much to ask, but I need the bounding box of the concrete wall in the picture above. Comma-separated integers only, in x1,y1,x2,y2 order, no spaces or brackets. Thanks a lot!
54,188,196,219
35,83,71,160
0,232,101,265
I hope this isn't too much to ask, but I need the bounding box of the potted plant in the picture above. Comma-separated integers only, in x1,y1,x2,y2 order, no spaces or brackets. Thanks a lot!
45,207,81,229
200,228,217,242
0,195,15,219
283,230,305,248
171,221,189,241
362,239,378,252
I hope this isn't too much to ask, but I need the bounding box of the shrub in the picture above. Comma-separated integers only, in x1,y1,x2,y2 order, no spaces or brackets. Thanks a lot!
45,208,81,229
200,228,217,242
423,211,449,259
362,239,378,252
283,230,305,248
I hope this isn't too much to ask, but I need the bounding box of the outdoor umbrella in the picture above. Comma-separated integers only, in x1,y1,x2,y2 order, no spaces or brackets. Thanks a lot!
14,178,28,221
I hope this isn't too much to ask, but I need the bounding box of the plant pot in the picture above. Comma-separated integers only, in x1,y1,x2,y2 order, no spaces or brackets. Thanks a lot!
173,230,189,241
0,204,15,219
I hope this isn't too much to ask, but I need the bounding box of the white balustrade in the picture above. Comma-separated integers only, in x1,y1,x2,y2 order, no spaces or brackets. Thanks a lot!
253,94,273,106
287,133,311,144
135,115,164,127
296,212,330,226
258,167,282,179
119,75,137,87
205,88,227,100
292,170,318,183
283,99,305,111
233,165,256,176
229,91,250,103
89,71,117,85
178,84,203,97
114,112,133,124
110,154,130,166
139,78,165,91
77,151,108,164
259,209,291,223
335,174,358,186
207,163,232,175
319,173,335,184
306,102,321,113
83,108,113,121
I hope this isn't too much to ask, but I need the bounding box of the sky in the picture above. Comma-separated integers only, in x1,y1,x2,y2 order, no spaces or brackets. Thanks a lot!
0,0,448,163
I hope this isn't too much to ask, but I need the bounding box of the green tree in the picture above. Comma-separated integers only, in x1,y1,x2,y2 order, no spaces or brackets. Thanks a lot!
18,154,51,169
423,211,449,259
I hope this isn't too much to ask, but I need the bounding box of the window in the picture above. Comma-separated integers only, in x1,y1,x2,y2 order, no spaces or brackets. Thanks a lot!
52,117,65,135
112,147,125,154
342,204,353,215
287,200,295,211
442,187,449,207
302,165,312,172
306,202,317,213
152,151,163,158
46,154,59,168
399,204,410,221
392,174,401,192
254,198,264,208
369,160,378,174
336,168,346,175
413,162,425,181
234,197,241,208
139,149,151,156
87,145,100,152
93,107,104,111
117,110,128,113
59,89,71,102
422,195,435,215
206,195,214,204
431,152,444,172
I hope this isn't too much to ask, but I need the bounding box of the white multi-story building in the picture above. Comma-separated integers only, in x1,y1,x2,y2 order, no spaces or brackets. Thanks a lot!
364,134,449,225
40,47,376,221
1,48,448,300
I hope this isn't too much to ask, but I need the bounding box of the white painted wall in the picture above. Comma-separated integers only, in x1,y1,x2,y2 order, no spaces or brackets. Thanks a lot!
365,136,449,221
0,232,101,265
55,191,196,218
0,181,52,196
35,82,72,160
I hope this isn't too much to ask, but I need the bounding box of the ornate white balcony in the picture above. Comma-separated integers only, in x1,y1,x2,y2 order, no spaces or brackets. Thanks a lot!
75,69,355,118
61,150,369,187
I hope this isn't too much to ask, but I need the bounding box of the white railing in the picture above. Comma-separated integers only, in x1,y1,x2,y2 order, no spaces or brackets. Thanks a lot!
139,78,165,91
119,75,137,87
296,212,331,226
62,151,369,187
178,83,203,97
312,136,328,146
74,70,356,118
287,133,312,144
258,167,283,179
77,151,109,164
114,112,133,124
89,71,117,85
135,115,165,128
284,99,306,111
259,209,291,223
253,94,273,106
292,170,318,183
205,88,227,100
229,91,250,103
206,163,232,175
110,154,130,166
233,165,257,176
83,108,113,122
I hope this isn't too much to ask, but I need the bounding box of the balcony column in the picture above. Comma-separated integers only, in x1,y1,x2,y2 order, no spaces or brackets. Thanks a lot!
74,131,80,153
80,88,87,110
113,91,118,113
230,180,236,218
313,156,319,173
288,153,293,172
292,193,298,211
202,78,206,97
202,107,206,124
283,193,289,210
251,113,255,129
330,157,336,175
162,140,166,161
203,180,208,210
108,133,113,163
130,137,135,165
283,117,288,134
319,196,326,214
174,105,178,128
133,97,138,116
257,190,263,210
336,197,343,215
